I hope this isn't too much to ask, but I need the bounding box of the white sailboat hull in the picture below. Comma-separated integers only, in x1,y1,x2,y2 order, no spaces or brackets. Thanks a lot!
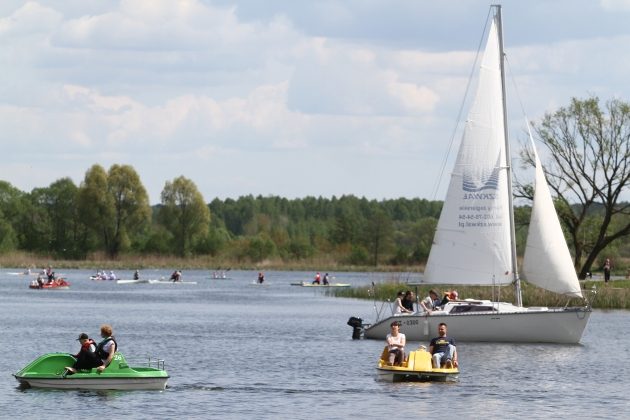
364,308,590,344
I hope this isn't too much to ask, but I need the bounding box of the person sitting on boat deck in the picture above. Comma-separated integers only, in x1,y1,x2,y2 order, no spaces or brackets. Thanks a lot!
438,290,459,308
402,290,415,312
419,289,440,313
394,291,413,314
36,276,44,288
313,272,321,285
170,270,182,282
96,324,117,373
323,273,330,285
386,321,406,366
258,272,265,284
65,333,102,374
429,323,458,369
133,270,140,280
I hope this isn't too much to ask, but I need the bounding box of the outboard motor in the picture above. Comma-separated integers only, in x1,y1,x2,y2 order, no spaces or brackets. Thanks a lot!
347,316,363,340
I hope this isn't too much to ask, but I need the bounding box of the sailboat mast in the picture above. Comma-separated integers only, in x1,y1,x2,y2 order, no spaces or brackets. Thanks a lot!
494,5,523,306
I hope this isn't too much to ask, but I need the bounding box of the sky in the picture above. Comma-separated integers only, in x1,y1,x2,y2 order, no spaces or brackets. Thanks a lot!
2,0,630,204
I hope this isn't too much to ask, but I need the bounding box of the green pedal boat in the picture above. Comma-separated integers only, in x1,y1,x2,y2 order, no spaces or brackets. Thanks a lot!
14,352,169,390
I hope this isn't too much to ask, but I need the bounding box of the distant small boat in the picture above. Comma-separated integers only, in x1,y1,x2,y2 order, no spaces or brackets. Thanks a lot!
376,346,459,382
290,282,350,288
7,270,39,276
116,279,153,285
151,280,197,285
29,279,70,290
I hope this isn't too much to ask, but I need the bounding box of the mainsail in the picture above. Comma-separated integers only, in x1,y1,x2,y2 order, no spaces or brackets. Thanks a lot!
424,19,512,286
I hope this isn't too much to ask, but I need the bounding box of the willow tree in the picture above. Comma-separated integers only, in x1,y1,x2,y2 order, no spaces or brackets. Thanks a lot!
522,97,630,278
159,176,210,257
77,164,151,258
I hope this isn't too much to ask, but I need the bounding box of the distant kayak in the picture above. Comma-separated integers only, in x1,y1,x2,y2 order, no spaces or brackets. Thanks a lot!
116,279,153,284
151,280,197,285
290,282,350,288
250,281,270,286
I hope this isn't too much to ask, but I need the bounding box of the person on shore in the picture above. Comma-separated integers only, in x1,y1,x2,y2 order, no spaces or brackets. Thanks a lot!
96,324,117,373
419,289,440,313
429,323,458,369
394,291,413,314
65,333,102,374
604,258,612,283
386,321,406,366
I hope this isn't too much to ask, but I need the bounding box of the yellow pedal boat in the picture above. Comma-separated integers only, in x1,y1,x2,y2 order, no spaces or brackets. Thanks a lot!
376,346,459,382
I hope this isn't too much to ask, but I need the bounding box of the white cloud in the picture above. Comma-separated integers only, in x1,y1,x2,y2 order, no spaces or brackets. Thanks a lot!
2,1,630,202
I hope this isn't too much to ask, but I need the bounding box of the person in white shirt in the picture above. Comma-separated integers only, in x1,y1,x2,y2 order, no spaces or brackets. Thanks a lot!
386,321,406,366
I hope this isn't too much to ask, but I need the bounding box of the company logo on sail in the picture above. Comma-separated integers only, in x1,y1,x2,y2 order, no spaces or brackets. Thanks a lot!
462,166,500,192
462,155,500,200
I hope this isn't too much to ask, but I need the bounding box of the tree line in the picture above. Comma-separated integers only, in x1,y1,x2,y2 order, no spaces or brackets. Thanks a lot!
0,165,444,266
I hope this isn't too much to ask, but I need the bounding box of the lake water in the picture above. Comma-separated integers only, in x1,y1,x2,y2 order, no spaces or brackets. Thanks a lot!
0,269,627,419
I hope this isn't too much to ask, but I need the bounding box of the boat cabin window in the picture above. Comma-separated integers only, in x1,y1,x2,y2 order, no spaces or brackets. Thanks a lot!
449,305,497,314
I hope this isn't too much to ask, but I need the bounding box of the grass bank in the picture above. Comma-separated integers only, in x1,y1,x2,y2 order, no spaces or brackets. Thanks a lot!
330,279,630,310
0,251,417,272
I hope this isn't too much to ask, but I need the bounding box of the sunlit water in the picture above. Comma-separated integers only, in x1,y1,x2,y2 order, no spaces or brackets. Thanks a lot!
0,269,627,419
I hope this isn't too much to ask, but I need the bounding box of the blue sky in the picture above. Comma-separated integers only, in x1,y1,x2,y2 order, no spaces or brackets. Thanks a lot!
2,0,630,204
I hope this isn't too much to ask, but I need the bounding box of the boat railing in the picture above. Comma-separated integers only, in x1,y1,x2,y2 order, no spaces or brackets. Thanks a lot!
372,299,394,323
126,356,166,370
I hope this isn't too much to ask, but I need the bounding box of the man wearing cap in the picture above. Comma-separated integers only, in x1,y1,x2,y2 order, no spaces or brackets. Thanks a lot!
64,333,102,374
386,321,406,366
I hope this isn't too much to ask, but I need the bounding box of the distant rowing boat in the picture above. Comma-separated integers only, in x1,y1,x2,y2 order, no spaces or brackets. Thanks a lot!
151,280,197,285
290,282,351,288
117,279,197,285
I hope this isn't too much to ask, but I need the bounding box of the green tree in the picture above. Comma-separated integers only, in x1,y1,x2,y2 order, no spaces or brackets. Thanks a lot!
523,97,630,278
28,178,90,258
363,207,393,266
0,181,24,251
77,164,151,258
159,176,210,257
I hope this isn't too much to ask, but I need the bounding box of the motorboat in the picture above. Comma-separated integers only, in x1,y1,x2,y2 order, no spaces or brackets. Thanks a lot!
29,278,70,290
14,352,169,390
376,346,458,382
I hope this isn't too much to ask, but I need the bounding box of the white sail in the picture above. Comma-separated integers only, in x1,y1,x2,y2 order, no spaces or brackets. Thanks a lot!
522,143,583,297
424,20,512,286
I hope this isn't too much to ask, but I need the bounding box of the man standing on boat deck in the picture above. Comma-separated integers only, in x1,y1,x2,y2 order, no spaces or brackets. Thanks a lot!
429,323,458,369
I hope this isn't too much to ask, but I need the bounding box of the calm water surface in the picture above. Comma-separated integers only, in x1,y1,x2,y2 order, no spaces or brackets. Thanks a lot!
0,269,627,419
